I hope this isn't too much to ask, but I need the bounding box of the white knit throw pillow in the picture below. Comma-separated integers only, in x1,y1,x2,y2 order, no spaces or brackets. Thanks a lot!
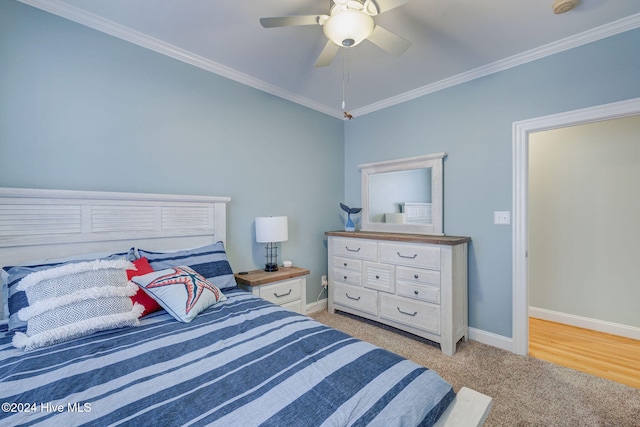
12,259,143,351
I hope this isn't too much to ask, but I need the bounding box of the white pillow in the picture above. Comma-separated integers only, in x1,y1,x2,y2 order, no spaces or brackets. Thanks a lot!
131,266,226,323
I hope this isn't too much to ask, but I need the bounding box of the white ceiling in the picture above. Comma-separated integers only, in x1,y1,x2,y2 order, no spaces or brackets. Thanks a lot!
21,0,640,119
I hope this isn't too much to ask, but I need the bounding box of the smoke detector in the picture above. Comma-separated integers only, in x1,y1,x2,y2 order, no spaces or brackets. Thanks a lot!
553,0,579,14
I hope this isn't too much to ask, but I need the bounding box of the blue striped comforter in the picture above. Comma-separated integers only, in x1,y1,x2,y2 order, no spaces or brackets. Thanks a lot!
0,289,455,426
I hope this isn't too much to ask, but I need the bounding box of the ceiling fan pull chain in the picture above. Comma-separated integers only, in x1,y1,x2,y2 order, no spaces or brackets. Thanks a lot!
347,48,351,107
341,49,345,109
342,48,353,119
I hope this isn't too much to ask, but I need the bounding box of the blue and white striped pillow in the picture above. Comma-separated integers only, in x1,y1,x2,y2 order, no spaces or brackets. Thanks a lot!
137,242,237,291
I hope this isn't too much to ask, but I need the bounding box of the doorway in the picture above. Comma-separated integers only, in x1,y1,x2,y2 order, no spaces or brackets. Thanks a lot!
511,97,640,355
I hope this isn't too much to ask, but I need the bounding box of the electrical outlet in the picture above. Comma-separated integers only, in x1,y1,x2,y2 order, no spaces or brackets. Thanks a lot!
321,275,328,289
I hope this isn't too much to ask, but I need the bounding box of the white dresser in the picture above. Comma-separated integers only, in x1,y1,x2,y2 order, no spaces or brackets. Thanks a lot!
326,231,470,355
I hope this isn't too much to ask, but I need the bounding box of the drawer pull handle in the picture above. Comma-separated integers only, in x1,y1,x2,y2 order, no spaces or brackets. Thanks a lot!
397,252,418,259
343,275,348,280
375,275,380,279
414,274,419,279
274,289,292,298
414,290,419,295
397,307,418,317
346,246,361,253
346,293,361,301
344,262,348,267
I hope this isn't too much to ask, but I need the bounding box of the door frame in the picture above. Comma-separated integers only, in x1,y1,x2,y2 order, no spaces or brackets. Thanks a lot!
511,97,640,355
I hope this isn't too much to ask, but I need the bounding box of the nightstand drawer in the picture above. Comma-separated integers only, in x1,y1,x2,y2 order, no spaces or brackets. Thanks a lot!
259,278,302,306
380,294,440,334
380,242,440,270
280,299,304,312
333,256,362,272
333,282,377,316
332,237,378,261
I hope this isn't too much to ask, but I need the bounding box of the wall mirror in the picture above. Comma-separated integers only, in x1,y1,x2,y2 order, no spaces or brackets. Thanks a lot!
360,152,445,235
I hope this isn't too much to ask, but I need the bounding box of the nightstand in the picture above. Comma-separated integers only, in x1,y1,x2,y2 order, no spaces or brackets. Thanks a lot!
235,267,309,315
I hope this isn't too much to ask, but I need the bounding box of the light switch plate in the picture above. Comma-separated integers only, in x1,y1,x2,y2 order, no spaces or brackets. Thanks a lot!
494,211,511,225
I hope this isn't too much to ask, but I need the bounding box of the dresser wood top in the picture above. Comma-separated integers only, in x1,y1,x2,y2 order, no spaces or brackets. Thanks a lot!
325,231,470,245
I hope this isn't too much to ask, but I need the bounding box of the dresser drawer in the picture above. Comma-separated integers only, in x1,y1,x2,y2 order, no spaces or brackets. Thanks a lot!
363,262,394,293
396,266,440,286
333,268,361,286
259,278,302,306
333,282,378,316
379,294,440,334
332,237,378,261
333,256,362,272
397,282,440,304
380,242,440,270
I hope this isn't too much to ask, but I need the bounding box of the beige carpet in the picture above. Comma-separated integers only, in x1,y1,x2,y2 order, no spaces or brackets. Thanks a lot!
311,310,640,427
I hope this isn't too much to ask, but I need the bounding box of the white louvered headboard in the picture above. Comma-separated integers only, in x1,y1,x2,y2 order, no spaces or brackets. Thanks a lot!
0,188,231,318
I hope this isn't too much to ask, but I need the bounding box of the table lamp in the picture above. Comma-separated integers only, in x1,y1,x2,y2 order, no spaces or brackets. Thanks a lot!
255,216,288,271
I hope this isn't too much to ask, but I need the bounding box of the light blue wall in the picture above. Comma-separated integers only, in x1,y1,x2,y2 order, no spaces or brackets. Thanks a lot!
344,29,640,337
3,1,639,338
0,1,344,303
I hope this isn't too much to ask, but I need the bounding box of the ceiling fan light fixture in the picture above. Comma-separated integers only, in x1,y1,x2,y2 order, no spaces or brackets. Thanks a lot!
323,9,374,47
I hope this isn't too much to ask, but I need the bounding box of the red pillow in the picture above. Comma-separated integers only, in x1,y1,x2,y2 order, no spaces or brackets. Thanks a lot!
127,257,162,317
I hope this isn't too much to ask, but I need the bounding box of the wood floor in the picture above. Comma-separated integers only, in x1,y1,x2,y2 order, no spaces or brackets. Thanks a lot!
529,317,640,389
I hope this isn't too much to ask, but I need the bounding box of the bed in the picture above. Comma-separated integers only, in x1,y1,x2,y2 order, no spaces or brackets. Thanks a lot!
0,188,491,427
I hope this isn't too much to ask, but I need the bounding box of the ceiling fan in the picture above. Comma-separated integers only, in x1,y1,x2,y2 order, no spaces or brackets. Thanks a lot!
260,0,411,67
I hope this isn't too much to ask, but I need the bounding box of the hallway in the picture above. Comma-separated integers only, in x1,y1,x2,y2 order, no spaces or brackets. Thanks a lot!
529,317,640,389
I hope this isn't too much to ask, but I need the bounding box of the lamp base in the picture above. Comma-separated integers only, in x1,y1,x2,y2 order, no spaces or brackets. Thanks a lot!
264,263,279,272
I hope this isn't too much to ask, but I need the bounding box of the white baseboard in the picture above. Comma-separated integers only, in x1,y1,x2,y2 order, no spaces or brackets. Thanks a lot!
529,306,640,340
306,298,327,315
308,296,517,352
309,300,516,352
468,327,513,352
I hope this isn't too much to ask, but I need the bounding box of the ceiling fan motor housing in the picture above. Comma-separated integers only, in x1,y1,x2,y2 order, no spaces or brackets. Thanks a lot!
323,8,375,47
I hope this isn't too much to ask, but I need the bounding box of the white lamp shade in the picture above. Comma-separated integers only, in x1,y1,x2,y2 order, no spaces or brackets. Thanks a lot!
323,9,374,47
256,216,288,243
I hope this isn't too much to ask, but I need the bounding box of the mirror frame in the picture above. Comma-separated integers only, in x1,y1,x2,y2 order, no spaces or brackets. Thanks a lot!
360,152,446,235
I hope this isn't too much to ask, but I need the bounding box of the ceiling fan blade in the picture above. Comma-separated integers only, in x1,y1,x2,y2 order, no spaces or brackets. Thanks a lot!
367,25,410,56
314,41,340,67
373,0,409,14
259,15,321,28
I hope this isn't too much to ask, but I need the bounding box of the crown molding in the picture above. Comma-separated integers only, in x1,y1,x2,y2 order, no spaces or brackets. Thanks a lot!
18,0,344,119
351,13,640,117
19,1,640,120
